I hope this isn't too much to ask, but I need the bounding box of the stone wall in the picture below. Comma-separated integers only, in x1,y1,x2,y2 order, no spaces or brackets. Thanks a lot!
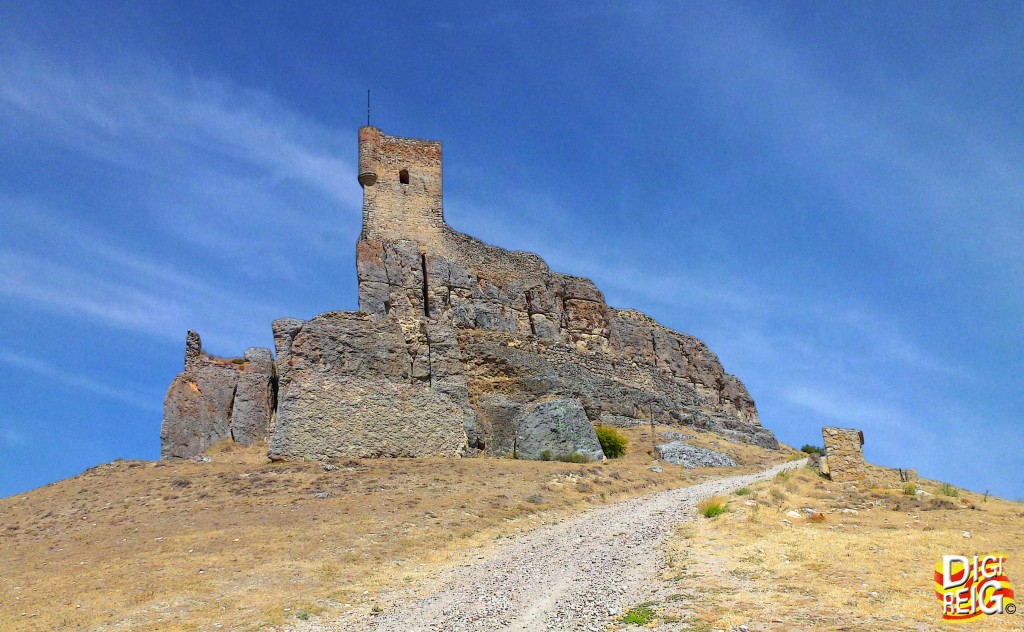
822,426,866,482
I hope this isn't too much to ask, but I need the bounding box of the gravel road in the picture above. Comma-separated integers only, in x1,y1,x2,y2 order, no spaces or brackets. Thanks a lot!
315,459,805,632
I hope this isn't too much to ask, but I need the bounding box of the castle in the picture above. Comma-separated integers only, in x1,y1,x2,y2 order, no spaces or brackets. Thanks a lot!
161,126,778,460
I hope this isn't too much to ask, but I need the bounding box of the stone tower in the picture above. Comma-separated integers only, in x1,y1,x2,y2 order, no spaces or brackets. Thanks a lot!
357,125,445,244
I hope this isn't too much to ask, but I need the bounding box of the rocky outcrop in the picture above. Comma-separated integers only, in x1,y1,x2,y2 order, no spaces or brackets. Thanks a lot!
513,399,605,462
230,348,277,445
160,125,779,461
160,331,275,459
655,441,737,468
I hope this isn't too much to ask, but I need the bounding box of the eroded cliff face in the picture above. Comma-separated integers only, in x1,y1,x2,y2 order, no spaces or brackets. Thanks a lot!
161,331,276,459
161,125,777,460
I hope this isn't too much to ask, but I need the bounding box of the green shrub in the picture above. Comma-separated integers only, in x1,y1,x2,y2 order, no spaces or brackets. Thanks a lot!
556,452,592,463
734,487,751,496
595,426,627,458
296,611,309,621
525,493,543,504
903,483,918,496
940,483,959,498
698,496,728,518
537,449,591,463
621,604,657,624
800,444,825,456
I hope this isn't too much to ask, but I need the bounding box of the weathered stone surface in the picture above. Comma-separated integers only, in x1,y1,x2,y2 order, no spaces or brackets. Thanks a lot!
161,125,780,460
599,413,648,428
513,398,604,462
472,394,521,455
230,347,276,445
655,441,737,468
267,375,467,460
161,373,219,459
822,426,866,482
161,331,242,459
185,329,202,370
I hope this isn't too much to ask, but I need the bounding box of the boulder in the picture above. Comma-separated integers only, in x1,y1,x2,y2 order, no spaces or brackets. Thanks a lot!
160,331,275,459
655,441,737,468
514,398,604,462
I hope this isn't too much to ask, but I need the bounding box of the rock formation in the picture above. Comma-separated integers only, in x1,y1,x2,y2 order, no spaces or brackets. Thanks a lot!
161,331,276,458
161,125,778,460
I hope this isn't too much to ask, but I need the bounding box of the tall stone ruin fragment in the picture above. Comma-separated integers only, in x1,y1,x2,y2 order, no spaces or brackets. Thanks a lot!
161,126,779,460
161,331,276,458
821,426,866,482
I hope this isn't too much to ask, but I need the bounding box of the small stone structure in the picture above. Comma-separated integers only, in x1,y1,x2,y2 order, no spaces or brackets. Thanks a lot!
821,426,866,482
898,468,917,482
160,125,781,460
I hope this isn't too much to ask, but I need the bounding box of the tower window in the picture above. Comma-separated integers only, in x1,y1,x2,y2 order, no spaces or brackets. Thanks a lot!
399,169,410,185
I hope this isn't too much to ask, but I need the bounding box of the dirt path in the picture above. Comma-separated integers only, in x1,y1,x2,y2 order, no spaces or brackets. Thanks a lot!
305,458,806,632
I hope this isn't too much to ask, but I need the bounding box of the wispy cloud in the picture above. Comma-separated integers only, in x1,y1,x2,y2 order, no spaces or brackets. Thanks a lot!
0,201,288,352
0,351,161,412
673,8,1024,294
0,47,364,351
0,44,362,276
782,384,911,431
0,48,361,212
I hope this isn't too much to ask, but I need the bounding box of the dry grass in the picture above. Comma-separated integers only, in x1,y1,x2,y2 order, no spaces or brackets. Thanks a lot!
0,428,787,631
697,496,729,519
656,462,1024,630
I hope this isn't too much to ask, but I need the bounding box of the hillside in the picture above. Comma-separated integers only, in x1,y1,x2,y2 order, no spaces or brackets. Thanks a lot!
650,463,1024,630
0,425,784,631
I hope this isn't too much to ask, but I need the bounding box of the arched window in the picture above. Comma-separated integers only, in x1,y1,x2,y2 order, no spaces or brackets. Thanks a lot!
399,169,409,185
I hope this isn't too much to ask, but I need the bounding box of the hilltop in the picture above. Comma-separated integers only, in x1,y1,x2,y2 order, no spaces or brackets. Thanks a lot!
5,431,1021,631
0,424,783,631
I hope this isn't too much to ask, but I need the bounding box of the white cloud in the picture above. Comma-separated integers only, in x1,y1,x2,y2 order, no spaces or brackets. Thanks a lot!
0,48,361,211
0,48,364,351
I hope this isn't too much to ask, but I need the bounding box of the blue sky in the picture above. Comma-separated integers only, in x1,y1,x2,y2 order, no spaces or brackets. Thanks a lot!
1,1,1021,499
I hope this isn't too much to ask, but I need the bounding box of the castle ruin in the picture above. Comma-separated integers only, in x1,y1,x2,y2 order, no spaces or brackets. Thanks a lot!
821,426,866,482
161,126,778,460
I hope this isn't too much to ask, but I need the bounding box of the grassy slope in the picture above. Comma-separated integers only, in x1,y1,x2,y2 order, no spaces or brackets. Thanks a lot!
638,463,1024,631
0,426,787,631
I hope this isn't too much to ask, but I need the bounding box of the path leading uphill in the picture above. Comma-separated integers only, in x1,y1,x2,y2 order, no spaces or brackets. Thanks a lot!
303,458,805,632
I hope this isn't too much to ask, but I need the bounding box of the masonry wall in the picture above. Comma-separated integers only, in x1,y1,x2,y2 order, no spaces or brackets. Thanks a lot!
359,127,446,243
822,426,866,482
